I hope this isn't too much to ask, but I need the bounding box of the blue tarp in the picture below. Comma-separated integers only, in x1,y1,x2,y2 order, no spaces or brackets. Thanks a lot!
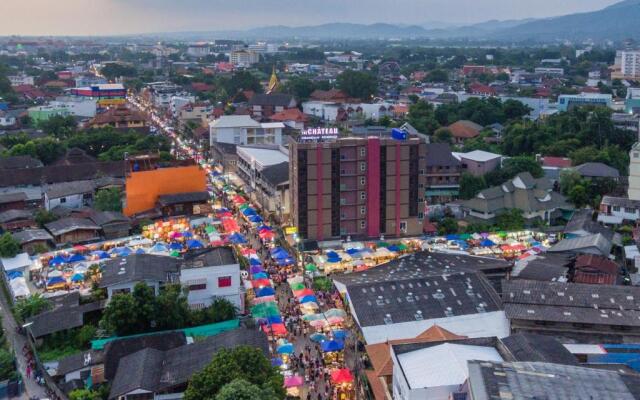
149,243,169,253
391,128,408,141
46,276,65,286
480,239,496,247
182,232,193,238
345,248,360,255
91,250,111,259
256,287,276,297
332,330,349,340
258,225,273,231
277,343,294,354
111,247,133,257
299,295,317,304
228,233,247,244
242,208,257,216
253,272,268,279
71,273,84,282
169,243,183,251
446,234,459,241
321,340,344,352
271,358,283,367
250,266,265,274
6,271,23,280
66,253,86,263
276,257,294,266
186,239,204,249
387,245,400,252
249,258,262,266
271,248,290,259
48,255,66,266
135,248,146,254
267,315,282,324
248,215,263,223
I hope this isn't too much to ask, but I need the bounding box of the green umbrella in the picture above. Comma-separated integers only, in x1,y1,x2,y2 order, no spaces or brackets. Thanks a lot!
305,263,318,271
170,250,180,257
251,302,279,317
239,203,249,210
497,231,508,238
290,282,305,290
458,234,472,241
397,243,408,251
377,241,390,248
205,225,216,234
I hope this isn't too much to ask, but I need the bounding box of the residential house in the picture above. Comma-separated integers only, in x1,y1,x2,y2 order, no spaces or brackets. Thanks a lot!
177,102,212,129
269,108,309,131
0,209,35,231
87,105,149,133
461,172,572,224
547,233,614,257
468,82,497,96
573,162,620,181
108,328,268,400
0,156,42,170
447,120,482,144
43,180,95,211
235,145,289,212
209,142,238,173
248,93,297,120
12,229,54,255
209,115,284,146
453,150,502,176
571,254,620,285
599,196,640,224
424,143,461,204
0,192,28,212
258,162,290,221
0,110,16,127
99,254,180,300
179,247,242,311
157,191,210,217
89,211,131,239
309,89,349,102
503,279,640,343
45,217,101,245
540,156,572,182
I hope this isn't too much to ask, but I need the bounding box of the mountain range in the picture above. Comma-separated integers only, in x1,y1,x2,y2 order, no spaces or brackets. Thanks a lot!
159,0,640,42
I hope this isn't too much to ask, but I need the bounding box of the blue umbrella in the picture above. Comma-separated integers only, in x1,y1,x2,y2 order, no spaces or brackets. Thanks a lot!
91,250,110,259
256,287,275,297
242,208,257,216
135,248,146,254
249,258,262,266
250,266,265,274
46,276,66,286
332,330,349,340
169,242,183,251
299,295,317,304
6,271,23,280
71,273,84,282
345,248,360,255
271,358,283,367
258,225,273,231
387,245,400,252
182,232,194,238
111,247,133,257
480,239,496,247
253,272,268,279
277,343,294,354
228,233,247,244
321,340,344,352
267,315,283,324
249,215,263,223
48,255,66,266
186,239,204,249
66,253,86,263
446,234,459,241
310,333,328,342
276,258,294,266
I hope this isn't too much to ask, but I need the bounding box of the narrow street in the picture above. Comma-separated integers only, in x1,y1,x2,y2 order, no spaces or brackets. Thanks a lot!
0,286,47,399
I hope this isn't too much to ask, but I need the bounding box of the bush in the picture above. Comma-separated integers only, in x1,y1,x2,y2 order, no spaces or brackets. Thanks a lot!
76,325,97,348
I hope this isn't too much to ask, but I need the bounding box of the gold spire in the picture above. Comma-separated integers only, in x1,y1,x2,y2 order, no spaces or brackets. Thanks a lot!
267,66,279,94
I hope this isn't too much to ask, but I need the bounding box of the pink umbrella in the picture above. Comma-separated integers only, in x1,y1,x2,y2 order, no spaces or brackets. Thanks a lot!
284,375,304,388
309,319,328,328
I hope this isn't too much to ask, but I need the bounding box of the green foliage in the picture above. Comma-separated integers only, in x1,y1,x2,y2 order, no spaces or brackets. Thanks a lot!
153,284,190,331
69,387,107,400
39,115,78,139
425,69,448,82
408,100,439,135
0,233,20,258
184,346,285,400
281,76,329,101
495,209,525,231
433,128,453,144
336,70,377,100
225,71,262,96
459,173,487,200
567,185,590,208
312,276,333,292
14,293,50,321
435,97,530,126
501,156,544,179
101,63,137,81
437,217,459,235
93,188,123,212
75,325,97,348
35,209,58,227
216,379,279,400
0,349,17,381
560,169,617,207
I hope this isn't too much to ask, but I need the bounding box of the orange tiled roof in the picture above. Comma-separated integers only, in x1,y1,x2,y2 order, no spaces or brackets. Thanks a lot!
270,108,309,123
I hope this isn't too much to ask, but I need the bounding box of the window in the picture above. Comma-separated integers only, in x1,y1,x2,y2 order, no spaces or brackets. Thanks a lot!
189,283,207,291
360,162,366,171
218,276,232,287
360,192,366,200
613,206,621,212
360,206,366,214
360,220,366,229
360,147,366,156
399,221,407,232
418,212,424,219
360,177,366,186
60,197,66,203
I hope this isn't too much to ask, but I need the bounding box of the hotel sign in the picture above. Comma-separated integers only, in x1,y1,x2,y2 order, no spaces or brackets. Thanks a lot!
300,127,338,141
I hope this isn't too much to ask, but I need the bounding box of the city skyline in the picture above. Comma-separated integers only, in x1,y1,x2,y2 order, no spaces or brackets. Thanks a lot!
0,0,621,36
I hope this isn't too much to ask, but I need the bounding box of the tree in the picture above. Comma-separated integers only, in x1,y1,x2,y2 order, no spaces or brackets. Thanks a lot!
501,156,544,179
100,283,156,336
559,169,583,196
437,217,459,235
154,284,190,331
69,388,102,400
568,184,590,208
35,209,58,227
336,70,377,100
14,293,50,321
0,233,20,258
426,69,448,83
216,379,279,400
184,346,285,400
101,63,137,81
0,350,16,381
459,173,487,200
408,100,439,135
38,115,77,138
93,188,122,212
433,128,453,144
225,71,262,95
495,209,525,231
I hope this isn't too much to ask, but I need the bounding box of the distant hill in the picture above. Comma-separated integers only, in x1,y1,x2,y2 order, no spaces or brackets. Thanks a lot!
243,23,428,39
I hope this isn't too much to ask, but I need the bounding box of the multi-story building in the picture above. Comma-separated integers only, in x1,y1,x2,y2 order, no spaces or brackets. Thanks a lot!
230,50,260,67
87,105,149,132
169,95,197,118
290,133,427,241
67,83,126,107
620,50,640,79
177,102,213,128
209,115,283,146
8,74,34,86
424,143,461,204
144,82,186,108
557,93,613,112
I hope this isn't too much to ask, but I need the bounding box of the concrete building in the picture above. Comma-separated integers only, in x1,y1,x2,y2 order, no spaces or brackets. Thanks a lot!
67,83,126,107
27,105,72,124
302,101,394,122
453,150,502,176
209,115,284,146
230,49,260,67
51,96,97,118
424,143,461,204
625,88,640,114
620,50,640,79
145,82,186,108
628,142,640,201
290,133,427,241
169,95,197,118
557,93,613,112
8,74,34,86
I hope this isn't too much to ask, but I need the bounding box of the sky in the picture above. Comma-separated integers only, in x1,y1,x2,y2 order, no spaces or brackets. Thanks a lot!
0,0,623,36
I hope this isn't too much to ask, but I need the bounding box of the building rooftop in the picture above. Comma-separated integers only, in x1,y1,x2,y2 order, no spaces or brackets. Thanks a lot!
209,115,260,129
45,217,100,236
425,143,461,167
99,254,179,288
454,150,502,163
502,279,640,328
44,180,95,199
574,162,620,178
467,361,640,400
12,229,53,245
237,146,289,167
548,233,613,256
261,161,289,187
181,246,237,269
157,191,209,207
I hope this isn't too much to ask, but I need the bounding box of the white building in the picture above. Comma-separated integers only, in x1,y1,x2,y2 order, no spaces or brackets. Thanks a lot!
187,43,211,57
230,50,260,67
621,50,640,79
0,110,17,127
43,180,95,211
179,247,243,311
51,97,97,118
534,67,564,76
169,95,197,118
302,101,394,122
146,82,186,108
209,115,284,146
391,343,503,400
8,74,34,86
629,142,640,201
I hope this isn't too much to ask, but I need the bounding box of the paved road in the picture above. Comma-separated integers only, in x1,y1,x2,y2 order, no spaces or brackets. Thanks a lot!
0,286,48,399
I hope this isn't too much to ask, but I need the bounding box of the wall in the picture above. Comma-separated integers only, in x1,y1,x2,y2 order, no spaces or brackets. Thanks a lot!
123,166,207,216
179,264,242,311
45,193,86,211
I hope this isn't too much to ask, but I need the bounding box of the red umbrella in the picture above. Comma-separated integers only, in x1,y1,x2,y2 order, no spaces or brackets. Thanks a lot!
294,288,314,298
262,323,287,336
330,368,354,384
252,279,272,288
259,230,275,239
233,195,247,204
73,244,88,252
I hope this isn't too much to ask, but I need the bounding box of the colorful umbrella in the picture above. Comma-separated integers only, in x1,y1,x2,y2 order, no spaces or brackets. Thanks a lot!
305,264,318,271
186,239,204,249
256,287,276,297
321,340,344,352
330,369,354,384
284,375,304,388
310,333,327,342
299,295,317,304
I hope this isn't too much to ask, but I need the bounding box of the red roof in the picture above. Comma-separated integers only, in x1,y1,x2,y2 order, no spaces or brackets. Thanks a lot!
468,82,496,96
574,254,618,275
448,120,482,139
462,65,487,76
191,82,214,92
310,89,349,102
542,156,572,168
270,108,309,123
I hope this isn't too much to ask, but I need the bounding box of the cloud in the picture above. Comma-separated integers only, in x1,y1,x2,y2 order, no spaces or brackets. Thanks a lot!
0,0,621,35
